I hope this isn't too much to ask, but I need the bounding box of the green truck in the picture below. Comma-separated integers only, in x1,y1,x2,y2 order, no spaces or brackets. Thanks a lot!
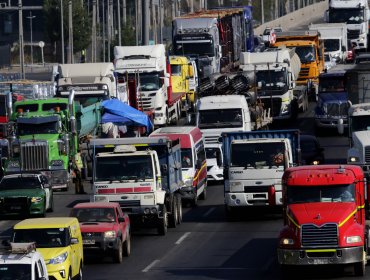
5,90,101,190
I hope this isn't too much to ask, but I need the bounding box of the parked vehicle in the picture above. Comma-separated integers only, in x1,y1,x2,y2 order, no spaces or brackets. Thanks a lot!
12,217,84,280
0,242,49,280
300,134,325,165
221,130,301,216
278,165,369,276
0,173,53,217
90,137,184,235
150,126,207,206
70,202,131,263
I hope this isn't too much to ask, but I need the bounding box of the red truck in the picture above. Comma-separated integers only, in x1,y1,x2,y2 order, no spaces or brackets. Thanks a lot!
70,202,131,263
278,165,370,276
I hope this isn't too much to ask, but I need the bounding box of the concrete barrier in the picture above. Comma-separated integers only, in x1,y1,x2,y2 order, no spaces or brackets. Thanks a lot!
254,0,329,35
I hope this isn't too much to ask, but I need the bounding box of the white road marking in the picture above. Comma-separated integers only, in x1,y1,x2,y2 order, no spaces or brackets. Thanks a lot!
142,259,160,272
175,232,191,245
202,207,215,217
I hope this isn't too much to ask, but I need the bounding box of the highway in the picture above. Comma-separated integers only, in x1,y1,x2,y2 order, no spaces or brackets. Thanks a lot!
0,102,360,280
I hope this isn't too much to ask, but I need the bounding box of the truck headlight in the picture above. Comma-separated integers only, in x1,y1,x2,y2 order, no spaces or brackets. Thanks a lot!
49,252,68,264
104,231,116,238
348,156,360,163
230,181,242,187
51,160,64,166
31,197,42,203
94,196,108,202
346,236,362,244
280,238,295,245
144,194,154,199
184,178,193,187
102,84,108,90
8,160,20,168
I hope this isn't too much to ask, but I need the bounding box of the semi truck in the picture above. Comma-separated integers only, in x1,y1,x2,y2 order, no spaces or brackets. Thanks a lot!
172,7,253,78
114,44,183,126
309,23,348,63
278,165,369,277
221,130,300,217
89,137,184,235
240,47,308,120
272,31,325,101
325,0,369,51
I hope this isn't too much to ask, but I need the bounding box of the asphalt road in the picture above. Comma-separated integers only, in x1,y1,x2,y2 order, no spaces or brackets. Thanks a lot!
1,100,364,280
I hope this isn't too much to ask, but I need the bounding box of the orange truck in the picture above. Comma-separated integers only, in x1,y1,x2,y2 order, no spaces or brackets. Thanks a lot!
272,30,325,101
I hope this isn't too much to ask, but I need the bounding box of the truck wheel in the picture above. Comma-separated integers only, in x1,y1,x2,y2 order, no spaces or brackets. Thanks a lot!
123,231,131,257
199,184,207,200
176,194,183,225
157,205,168,235
354,260,365,276
113,239,123,263
168,198,178,228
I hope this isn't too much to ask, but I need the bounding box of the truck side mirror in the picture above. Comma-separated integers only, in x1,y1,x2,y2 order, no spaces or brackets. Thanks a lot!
337,118,344,135
187,113,196,125
342,46,346,52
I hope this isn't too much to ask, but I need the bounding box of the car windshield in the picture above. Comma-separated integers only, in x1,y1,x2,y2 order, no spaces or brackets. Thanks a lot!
0,264,31,280
18,121,59,135
95,154,154,181
324,39,340,52
71,207,116,223
351,115,370,132
329,8,364,24
13,228,69,248
294,46,316,63
287,184,355,204
198,109,243,128
181,148,193,169
231,142,285,168
0,177,41,190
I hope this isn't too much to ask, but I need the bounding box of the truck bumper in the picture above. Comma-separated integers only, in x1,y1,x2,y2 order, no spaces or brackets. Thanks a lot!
224,191,282,207
277,246,364,265
315,117,348,128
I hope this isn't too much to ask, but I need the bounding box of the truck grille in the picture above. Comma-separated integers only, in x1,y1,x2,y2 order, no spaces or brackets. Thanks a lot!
348,29,360,40
204,135,220,144
115,200,141,208
301,223,338,247
136,96,153,110
260,97,282,117
365,146,370,163
325,102,349,117
299,67,310,77
21,141,49,171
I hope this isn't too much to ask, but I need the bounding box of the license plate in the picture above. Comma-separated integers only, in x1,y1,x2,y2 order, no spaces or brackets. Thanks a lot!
10,206,22,210
83,239,95,245
313,259,330,265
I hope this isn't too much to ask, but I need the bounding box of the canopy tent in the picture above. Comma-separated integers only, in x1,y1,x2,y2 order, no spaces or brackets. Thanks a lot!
101,99,153,132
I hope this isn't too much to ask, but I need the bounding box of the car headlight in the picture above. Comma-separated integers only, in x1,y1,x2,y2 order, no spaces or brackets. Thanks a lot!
348,156,360,163
312,160,320,165
346,236,362,244
104,231,116,238
31,197,42,203
51,160,64,166
184,178,193,187
49,252,68,264
280,238,295,245
8,161,20,168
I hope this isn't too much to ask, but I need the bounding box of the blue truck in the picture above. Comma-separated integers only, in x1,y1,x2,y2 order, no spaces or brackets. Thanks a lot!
221,130,300,216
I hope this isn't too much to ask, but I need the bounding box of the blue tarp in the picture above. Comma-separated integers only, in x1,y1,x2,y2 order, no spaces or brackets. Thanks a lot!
101,99,153,132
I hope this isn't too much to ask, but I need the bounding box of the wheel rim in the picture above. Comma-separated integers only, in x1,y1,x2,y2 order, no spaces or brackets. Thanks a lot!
174,200,178,224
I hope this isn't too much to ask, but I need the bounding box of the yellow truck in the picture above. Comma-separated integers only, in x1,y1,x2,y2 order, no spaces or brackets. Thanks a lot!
272,30,325,101
170,56,198,113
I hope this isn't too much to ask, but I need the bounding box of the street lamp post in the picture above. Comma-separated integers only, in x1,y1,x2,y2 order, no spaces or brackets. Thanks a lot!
26,11,36,65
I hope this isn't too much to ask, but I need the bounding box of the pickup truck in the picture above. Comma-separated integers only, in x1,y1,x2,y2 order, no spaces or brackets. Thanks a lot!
70,202,131,263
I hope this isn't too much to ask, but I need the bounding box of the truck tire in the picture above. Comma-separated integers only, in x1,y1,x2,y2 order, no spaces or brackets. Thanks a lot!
157,205,168,235
168,198,178,228
113,239,123,263
354,260,365,276
123,231,131,257
176,194,183,225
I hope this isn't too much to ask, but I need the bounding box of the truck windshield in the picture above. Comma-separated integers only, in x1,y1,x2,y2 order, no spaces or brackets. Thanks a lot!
351,116,370,132
0,177,41,190
71,207,116,223
319,77,345,92
95,155,154,181
181,148,193,169
198,109,243,128
287,184,355,204
173,36,215,57
206,147,219,159
230,142,285,168
0,264,31,279
135,73,161,92
324,39,340,52
256,69,287,88
171,65,182,76
18,121,59,135
13,228,69,248
329,8,364,24
294,46,316,63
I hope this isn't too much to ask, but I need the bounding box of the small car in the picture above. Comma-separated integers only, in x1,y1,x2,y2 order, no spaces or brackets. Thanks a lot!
0,173,53,217
70,202,131,263
300,134,325,165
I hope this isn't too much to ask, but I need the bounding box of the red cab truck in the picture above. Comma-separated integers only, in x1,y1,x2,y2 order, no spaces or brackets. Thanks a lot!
278,165,370,276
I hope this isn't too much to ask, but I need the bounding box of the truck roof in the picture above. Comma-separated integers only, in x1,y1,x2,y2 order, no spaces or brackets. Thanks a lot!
240,48,296,64
170,56,190,65
308,23,347,39
198,95,248,109
114,44,165,60
175,7,244,19
58,63,115,78
329,0,367,8
73,202,120,209
150,126,203,149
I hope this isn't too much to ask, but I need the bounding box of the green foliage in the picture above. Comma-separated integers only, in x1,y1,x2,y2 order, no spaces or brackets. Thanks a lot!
121,21,136,46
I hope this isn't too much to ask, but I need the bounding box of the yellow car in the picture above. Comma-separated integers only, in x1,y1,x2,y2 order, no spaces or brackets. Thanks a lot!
12,217,83,280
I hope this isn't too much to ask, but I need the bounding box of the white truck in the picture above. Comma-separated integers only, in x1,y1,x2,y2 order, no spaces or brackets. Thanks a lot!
56,63,119,100
309,23,348,63
90,137,184,235
0,242,49,280
114,44,183,126
221,130,301,217
325,0,369,51
240,48,308,120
